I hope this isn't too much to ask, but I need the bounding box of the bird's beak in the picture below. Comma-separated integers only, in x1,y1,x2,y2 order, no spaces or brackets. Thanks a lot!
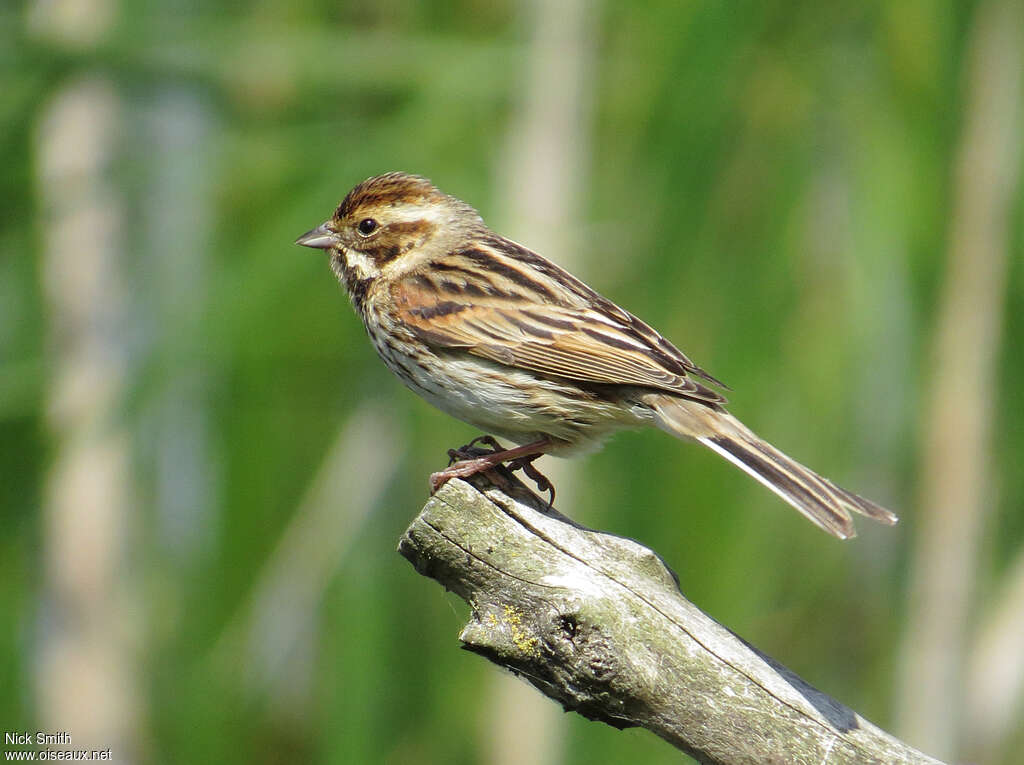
295,221,341,250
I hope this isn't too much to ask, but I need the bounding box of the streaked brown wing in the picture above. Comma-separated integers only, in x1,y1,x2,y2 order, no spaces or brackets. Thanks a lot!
392,267,726,405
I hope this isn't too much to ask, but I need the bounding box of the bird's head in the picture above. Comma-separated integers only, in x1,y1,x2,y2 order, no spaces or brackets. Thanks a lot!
295,172,483,282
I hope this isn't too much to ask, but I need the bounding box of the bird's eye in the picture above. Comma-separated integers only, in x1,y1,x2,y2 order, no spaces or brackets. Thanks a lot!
357,218,379,236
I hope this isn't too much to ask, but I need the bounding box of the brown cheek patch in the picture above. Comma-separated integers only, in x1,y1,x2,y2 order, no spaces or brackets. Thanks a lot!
369,243,402,262
369,220,437,263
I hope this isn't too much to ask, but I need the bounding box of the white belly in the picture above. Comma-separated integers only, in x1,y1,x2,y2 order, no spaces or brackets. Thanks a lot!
375,339,650,454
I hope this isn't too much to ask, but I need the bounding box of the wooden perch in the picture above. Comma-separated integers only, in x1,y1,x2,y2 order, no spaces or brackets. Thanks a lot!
398,474,942,765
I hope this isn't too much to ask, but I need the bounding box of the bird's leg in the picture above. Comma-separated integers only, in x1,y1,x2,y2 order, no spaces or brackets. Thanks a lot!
431,438,551,494
507,454,555,507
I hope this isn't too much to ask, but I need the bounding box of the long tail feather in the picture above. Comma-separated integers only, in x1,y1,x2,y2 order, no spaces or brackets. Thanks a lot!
648,395,898,539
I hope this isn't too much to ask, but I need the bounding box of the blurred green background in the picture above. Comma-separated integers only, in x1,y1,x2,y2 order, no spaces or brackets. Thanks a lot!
3,0,1023,763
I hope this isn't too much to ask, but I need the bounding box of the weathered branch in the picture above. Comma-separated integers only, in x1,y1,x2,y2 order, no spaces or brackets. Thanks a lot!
399,475,942,765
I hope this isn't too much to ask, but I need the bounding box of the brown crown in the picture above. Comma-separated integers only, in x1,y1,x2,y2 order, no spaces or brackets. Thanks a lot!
335,172,443,221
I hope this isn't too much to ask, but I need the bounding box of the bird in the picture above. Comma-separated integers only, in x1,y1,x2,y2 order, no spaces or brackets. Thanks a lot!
296,172,898,539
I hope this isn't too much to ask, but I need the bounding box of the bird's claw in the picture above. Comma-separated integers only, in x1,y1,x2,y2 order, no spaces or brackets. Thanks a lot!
433,435,556,508
509,456,555,507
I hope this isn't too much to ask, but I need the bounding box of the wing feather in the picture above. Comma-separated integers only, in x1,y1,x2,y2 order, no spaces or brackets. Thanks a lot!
391,246,727,405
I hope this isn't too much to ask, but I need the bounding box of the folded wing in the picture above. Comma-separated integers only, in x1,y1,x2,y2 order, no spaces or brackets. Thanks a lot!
392,261,726,406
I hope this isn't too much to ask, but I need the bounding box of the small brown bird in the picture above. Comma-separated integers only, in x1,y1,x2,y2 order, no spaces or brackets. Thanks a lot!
297,172,897,539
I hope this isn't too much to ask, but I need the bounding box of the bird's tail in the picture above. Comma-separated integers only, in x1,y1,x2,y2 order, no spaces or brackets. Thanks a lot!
647,394,898,539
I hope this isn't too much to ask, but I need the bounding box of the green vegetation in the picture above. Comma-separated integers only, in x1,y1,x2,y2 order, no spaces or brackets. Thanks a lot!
3,1,1022,763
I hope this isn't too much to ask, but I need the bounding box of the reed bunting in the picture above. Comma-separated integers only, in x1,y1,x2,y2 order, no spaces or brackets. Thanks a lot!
296,172,897,539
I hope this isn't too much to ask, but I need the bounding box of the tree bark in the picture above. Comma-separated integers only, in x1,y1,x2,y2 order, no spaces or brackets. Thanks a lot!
399,475,942,765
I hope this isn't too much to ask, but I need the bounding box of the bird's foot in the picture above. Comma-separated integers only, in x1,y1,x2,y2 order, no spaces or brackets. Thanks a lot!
444,435,504,466
430,436,554,505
